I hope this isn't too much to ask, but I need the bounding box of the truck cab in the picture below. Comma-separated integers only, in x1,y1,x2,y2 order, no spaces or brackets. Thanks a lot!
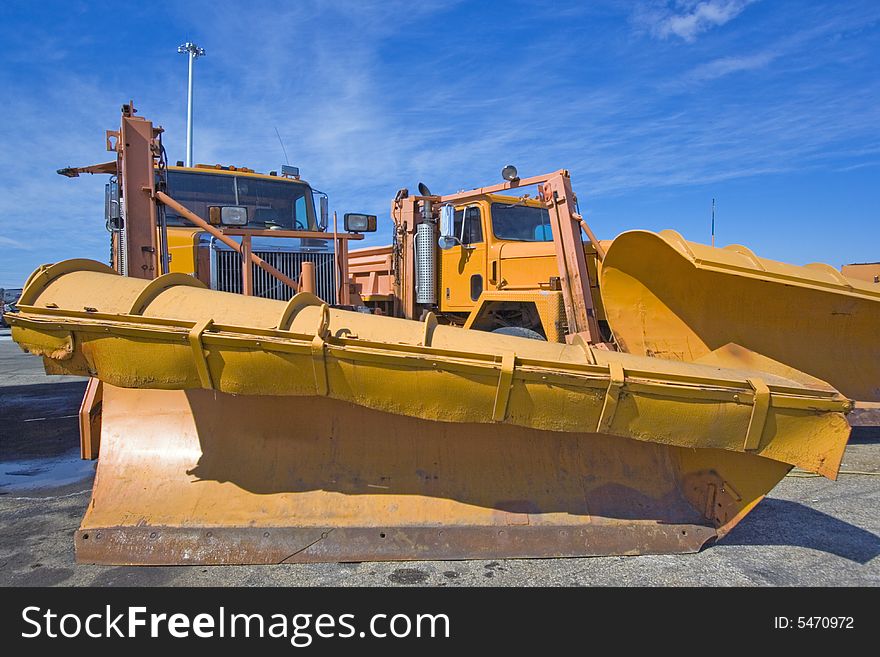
437,193,608,341
440,194,559,309
109,164,341,302
349,180,609,342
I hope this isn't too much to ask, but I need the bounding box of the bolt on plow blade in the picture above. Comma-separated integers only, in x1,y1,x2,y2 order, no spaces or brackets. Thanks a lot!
9,260,852,564
601,230,880,403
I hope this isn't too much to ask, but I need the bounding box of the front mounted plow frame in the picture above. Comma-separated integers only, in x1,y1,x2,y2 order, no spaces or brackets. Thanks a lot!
9,260,852,564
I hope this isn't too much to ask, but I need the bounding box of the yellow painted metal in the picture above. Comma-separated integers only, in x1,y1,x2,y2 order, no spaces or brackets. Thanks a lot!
166,227,200,277
677,446,791,540
8,259,855,563
601,229,880,402
78,378,102,460
494,240,558,290
439,201,489,311
436,192,590,320
464,289,567,342
71,384,788,563
358,186,605,336
841,262,879,285
11,259,850,477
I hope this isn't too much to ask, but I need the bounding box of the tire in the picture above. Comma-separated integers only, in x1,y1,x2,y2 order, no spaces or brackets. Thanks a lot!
491,326,546,340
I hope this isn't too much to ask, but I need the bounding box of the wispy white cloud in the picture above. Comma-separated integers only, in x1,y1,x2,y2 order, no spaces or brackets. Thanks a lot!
0,236,32,250
668,7,880,88
683,50,776,81
635,0,757,42
0,0,878,281
0,72,124,283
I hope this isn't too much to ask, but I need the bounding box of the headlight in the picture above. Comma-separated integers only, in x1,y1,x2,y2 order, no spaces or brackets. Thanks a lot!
208,206,248,226
343,213,377,233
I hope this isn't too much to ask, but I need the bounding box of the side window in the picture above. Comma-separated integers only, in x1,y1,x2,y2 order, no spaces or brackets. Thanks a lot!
462,206,483,244
470,274,483,301
452,206,484,244
453,209,464,241
294,195,307,229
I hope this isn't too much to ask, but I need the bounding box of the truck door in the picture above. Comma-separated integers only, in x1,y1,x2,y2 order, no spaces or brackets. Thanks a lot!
440,204,487,311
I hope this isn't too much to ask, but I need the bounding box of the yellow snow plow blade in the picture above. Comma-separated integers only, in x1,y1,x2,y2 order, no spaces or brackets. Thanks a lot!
601,230,880,403
9,259,852,564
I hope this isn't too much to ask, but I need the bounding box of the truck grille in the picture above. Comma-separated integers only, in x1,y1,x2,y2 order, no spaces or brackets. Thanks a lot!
213,250,337,303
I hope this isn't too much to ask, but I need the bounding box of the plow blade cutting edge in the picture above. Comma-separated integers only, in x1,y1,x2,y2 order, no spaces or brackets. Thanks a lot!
9,260,852,564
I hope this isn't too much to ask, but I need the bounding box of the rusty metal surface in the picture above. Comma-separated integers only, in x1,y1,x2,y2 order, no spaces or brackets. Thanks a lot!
9,256,857,565
56,161,118,177
71,385,791,565
77,377,102,460
300,260,316,295
76,524,716,565
538,173,601,341
116,110,160,279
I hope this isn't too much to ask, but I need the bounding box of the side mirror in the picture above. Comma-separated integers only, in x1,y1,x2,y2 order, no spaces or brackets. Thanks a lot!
438,204,458,250
319,196,329,231
209,206,248,226
344,213,377,233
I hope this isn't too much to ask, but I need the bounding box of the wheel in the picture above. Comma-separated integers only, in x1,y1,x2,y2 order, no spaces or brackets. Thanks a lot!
491,326,546,340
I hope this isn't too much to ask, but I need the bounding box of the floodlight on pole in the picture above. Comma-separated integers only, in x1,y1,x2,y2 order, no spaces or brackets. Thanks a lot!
177,42,206,167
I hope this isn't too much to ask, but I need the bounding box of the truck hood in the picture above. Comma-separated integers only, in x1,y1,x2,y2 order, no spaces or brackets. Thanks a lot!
498,241,556,260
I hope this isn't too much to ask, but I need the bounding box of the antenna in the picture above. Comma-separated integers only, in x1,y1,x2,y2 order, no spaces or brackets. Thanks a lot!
711,198,716,247
274,127,290,165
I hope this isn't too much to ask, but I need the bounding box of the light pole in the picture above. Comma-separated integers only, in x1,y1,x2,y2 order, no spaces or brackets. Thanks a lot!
177,42,206,167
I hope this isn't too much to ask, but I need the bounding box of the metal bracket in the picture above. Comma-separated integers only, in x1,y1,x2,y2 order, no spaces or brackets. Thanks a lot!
597,362,625,433
492,351,516,422
744,378,770,451
106,130,120,152
276,292,323,331
422,311,438,347
311,304,331,396
805,262,854,288
568,333,598,363
725,244,767,271
188,318,214,389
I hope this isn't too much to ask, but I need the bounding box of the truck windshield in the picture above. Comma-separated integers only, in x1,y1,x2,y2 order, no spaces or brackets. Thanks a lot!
163,171,317,230
491,202,553,241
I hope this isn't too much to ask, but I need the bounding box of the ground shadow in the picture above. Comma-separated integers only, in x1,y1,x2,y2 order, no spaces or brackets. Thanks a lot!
848,426,880,444
180,390,707,524
0,381,85,460
718,497,879,564
0,381,86,422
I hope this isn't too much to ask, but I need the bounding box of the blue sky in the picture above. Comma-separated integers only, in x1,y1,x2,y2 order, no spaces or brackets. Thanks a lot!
1,0,878,286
